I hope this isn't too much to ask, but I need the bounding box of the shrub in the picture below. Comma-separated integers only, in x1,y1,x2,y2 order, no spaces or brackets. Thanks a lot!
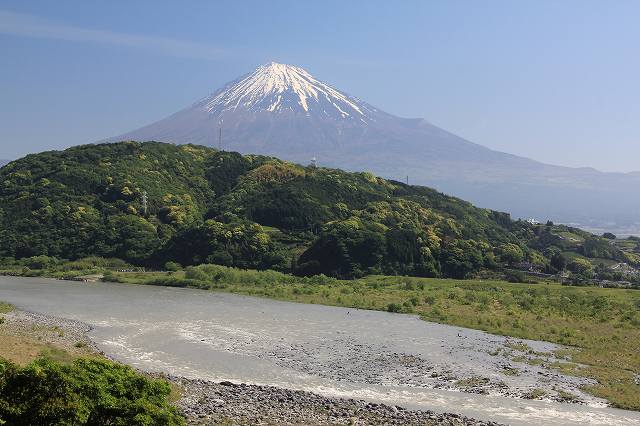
146,277,199,288
60,257,132,272
102,271,124,283
164,261,182,272
181,264,337,287
567,258,594,277
0,357,184,425
424,295,436,305
387,303,402,313
184,266,210,282
21,255,58,270
498,243,524,265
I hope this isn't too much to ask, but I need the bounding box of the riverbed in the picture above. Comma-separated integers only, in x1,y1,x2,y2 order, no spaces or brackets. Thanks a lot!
1,276,638,425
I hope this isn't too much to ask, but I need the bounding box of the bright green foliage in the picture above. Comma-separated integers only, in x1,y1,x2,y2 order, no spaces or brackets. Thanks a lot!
164,261,181,272
568,257,594,277
498,243,524,265
162,263,336,289
0,357,184,425
0,302,12,314
0,141,634,279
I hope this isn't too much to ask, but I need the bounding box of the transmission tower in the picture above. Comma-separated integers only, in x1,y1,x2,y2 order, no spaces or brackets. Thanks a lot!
141,190,148,216
218,119,223,150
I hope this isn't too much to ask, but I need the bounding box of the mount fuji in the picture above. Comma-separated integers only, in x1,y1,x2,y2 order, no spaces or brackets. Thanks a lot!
107,62,640,227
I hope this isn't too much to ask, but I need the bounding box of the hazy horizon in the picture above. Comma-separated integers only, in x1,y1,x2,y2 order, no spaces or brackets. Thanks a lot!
1,1,640,172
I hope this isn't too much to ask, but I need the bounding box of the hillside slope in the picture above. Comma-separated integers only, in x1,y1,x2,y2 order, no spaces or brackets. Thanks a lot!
0,142,632,279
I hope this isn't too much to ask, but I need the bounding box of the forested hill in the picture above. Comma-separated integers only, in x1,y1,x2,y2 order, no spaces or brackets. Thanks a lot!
0,142,632,279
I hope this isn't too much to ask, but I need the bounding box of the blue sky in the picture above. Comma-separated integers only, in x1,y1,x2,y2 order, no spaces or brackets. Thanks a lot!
1,0,639,172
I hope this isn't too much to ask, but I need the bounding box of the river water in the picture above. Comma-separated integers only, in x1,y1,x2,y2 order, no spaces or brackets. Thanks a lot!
1,276,638,425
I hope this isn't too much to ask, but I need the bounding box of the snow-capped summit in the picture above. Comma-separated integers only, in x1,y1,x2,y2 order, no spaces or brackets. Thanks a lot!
106,61,396,155
197,62,374,121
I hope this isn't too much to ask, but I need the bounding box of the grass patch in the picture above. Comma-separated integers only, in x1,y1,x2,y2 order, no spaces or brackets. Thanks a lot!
505,341,533,353
502,366,521,376
39,346,77,364
555,388,580,403
455,376,491,390
0,334,53,365
0,302,14,314
550,360,580,375
525,358,546,366
168,381,184,404
524,388,548,399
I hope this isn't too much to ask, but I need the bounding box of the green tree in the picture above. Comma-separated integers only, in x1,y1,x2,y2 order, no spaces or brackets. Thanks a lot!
550,252,567,271
567,257,594,277
440,240,484,279
164,261,182,271
297,218,386,278
582,237,615,259
103,215,160,264
498,243,524,265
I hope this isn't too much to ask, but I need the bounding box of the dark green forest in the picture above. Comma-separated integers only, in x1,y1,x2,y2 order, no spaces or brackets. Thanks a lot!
0,142,635,279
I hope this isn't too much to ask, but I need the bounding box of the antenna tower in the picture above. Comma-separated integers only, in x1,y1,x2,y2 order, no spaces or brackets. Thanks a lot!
141,190,148,216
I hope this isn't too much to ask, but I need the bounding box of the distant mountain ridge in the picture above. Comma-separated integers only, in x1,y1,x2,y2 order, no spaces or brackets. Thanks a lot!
107,62,640,227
